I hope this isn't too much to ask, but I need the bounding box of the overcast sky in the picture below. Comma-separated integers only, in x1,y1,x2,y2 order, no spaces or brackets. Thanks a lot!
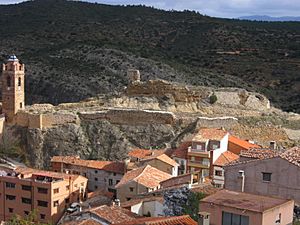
0,0,299,18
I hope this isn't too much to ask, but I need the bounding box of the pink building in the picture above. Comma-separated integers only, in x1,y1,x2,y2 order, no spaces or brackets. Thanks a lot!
199,189,294,225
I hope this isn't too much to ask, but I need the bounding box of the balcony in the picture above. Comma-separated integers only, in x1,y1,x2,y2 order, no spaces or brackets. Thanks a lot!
188,160,210,169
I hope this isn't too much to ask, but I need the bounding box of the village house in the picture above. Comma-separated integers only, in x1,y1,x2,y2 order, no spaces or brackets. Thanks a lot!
0,166,87,224
224,147,300,204
139,153,179,176
199,189,294,225
51,156,125,195
128,149,165,162
228,135,260,155
115,165,172,202
171,141,192,175
187,128,229,177
121,196,165,217
212,151,239,188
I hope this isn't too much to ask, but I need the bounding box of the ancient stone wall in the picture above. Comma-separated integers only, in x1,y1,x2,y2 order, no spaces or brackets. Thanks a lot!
79,109,176,125
196,116,239,129
41,113,78,128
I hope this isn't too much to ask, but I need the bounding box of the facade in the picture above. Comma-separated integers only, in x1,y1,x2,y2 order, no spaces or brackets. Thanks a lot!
51,156,125,194
199,189,294,225
140,154,178,176
212,151,239,188
228,135,260,155
224,147,300,204
171,142,192,175
187,128,229,178
121,196,164,217
115,165,172,202
1,55,25,122
0,167,87,224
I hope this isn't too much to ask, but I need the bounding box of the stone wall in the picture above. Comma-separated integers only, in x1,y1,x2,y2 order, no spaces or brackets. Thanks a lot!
196,116,239,129
79,109,176,125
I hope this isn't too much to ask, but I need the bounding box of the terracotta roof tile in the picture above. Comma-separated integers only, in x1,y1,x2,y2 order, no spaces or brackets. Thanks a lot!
128,149,165,160
201,189,293,213
90,205,140,224
214,151,239,167
51,156,125,174
62,219,101,225
142,154,178,167
121,196,164,208
171,141,192,159
115,165,172,189
114,215,197,225
229,135,260,150
192,128,228,142
239,148,280,159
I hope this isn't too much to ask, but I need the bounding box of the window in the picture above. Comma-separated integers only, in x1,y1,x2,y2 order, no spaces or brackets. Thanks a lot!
262,172,272,182
22,197,32,204
275,213,281,224
191,156,195,162
66,185,70,191
95,170,98,174
95,185,98,189
126,198,131,201
116,180,120,184
83,173,87,177
20,102,23,108
53,200,59,207
40,214,46,220
54,188,59,194
24,211,29,216
94,177,98,181
37,200,48,207
109,179,113,186
222,211,249,225
113,173,116,176
22,185,31,191
212,144,219,150
6,195,16,200
129,187,134,192
215,170,223,176
6,76,11,88
6,182,16,188
81,183,84,186
65,198,70,204
196,145,202,150
8,208,13,213
18,77,21,86
38,187,48,194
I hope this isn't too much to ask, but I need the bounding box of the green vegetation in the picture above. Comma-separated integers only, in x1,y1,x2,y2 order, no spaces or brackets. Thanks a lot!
0,0,299,112
183,192,207,221
209,93,218,104
6,210,51,225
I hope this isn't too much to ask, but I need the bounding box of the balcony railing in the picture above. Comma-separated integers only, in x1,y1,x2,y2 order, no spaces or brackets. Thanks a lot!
188,160,210,167
188,146,208,153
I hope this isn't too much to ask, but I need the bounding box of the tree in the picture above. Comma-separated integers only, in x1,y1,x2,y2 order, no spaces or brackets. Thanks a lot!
209,93,218,104
5,210,51,225
183,192,207,221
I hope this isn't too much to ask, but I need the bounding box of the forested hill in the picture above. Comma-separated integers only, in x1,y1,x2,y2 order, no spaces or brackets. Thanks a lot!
0,0,299,112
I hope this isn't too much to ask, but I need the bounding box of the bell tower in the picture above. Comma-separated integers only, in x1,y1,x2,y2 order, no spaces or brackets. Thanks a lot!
1,55,25,122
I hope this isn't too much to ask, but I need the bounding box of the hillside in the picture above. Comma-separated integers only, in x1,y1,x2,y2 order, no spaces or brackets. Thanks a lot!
0,0,299,112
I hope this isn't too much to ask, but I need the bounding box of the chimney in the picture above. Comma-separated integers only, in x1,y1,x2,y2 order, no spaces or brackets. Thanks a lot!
269,141,276,150
115,199,121,207
198,212,210,225
238,170,245,192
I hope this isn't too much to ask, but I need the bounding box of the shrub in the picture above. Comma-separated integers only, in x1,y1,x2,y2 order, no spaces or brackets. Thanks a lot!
209,93,218,104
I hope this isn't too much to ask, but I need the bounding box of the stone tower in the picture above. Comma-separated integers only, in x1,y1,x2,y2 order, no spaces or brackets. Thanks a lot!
1,55,25,122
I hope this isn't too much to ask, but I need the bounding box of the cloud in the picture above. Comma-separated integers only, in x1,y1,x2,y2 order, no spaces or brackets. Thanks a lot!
1,0,299,18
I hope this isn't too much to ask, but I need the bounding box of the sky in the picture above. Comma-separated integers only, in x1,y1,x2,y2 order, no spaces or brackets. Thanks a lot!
0,0,299,18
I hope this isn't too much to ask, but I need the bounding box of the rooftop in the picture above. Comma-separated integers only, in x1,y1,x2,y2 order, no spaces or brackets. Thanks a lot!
214,151,239,167
114,215,197,225
229,135,260,149
141,153,178,167
128,149,165,160
201,189,293,213
192,128,228,142
115,165,172,189
171,141,192,159
90,205,140,224
51,156,126,174
239,148,280,159
121,196,164,208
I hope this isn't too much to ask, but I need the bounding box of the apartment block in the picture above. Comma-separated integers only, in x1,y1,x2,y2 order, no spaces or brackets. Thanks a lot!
0,167,87,224
51,156,125,195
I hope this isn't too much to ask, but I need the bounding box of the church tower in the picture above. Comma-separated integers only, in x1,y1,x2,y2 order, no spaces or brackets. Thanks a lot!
1,55,25,122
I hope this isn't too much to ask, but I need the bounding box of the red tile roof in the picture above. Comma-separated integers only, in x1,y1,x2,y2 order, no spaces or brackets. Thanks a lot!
214,151,239,167
229,135,260,149
193,128,228,142
114,215,197,225
201,189,293,213
62,219,100,225
239,148,280,159
128,149,165,160
115,165,172,189
171,141,192,159
90,205,140,224
142,154,178,167
51,156,126,174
